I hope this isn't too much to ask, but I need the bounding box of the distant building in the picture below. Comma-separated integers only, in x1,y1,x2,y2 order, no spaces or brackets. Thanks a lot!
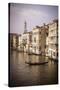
48,19,58,60
26,31,32,53
22,31,32,52
17,34,24,51
12,33,18,50
10,33,13,49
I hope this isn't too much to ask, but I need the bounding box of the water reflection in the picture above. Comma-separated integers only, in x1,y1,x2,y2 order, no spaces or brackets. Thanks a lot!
24,53,48,63
10,50,58,87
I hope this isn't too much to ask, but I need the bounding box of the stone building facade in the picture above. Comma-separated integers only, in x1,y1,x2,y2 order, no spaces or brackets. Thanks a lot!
32,24,48,55
10,33,18,50
10,33,13,49
17,34,24,51
22,32,32,52
48,20,58,60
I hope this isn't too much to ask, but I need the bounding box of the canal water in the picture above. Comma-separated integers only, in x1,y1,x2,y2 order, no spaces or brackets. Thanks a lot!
9,50,58,87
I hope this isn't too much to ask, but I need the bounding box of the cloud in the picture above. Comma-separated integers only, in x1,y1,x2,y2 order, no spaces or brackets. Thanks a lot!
20,9,49,18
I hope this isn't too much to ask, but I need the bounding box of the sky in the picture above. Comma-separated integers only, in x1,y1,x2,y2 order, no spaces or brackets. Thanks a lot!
10,3,58,34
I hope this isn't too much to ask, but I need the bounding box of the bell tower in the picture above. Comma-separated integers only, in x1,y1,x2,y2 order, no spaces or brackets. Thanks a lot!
24,21,27,33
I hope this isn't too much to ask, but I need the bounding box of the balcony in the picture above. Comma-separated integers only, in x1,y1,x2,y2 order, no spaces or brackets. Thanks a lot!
49,40,58,44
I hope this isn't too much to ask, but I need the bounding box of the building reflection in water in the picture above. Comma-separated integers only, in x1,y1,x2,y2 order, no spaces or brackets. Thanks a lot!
10,50,58,87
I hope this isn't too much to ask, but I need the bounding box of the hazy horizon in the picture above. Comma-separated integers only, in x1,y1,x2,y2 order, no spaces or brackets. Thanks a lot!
10,3,58,34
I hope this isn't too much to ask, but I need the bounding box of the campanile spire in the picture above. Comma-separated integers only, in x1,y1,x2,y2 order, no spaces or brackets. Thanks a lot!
24,21,27,33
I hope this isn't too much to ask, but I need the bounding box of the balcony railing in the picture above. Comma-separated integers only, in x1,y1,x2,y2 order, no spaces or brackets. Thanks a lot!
48,40,58,44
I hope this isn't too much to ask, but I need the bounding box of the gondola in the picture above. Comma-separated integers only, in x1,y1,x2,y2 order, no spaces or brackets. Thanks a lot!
25,61,48,65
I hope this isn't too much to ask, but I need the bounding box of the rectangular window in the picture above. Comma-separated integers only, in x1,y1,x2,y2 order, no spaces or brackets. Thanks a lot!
39,46,41,50
53,52,55,56
39,32,41,34
34,37,36,42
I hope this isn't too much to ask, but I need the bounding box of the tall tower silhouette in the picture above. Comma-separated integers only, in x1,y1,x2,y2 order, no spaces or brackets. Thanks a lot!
24,21,27,33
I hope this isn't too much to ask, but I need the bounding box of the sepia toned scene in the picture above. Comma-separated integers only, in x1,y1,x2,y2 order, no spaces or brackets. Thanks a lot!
9,3,58,87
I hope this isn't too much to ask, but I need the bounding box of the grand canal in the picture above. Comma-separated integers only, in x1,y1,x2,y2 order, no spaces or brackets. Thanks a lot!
9,50,58,87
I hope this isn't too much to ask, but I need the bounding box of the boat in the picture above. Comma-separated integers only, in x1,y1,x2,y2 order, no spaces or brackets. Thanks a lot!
25,61,48,65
